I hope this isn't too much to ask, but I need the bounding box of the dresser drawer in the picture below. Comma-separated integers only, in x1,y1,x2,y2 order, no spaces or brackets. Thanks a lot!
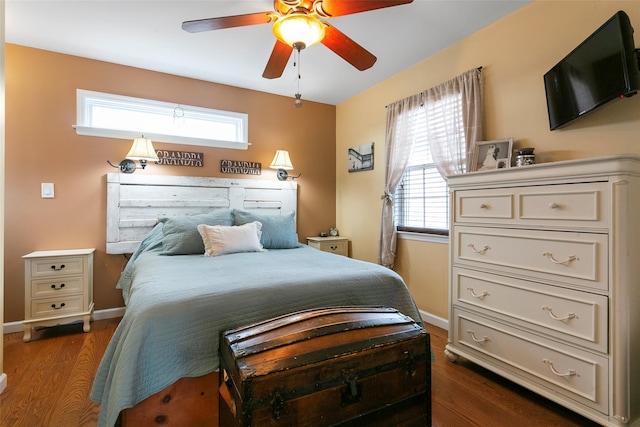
454,182,608,229
456,190,514,221
518,183,608,227
31,276,84,299
454,226,608,292
29,256,85,278
30,295,84,319
452,268,608,353
452,309,608,413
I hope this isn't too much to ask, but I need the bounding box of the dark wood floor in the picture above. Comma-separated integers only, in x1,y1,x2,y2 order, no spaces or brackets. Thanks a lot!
1,318,600,426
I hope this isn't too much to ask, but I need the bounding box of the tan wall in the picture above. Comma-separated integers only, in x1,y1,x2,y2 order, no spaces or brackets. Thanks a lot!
336,1,640,320
4,44,336,322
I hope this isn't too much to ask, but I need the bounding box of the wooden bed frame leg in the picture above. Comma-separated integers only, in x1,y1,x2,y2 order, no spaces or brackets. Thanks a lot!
119,373,219,426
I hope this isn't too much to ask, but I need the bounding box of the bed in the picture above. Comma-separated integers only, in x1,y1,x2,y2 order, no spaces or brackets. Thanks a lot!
92,174,423,427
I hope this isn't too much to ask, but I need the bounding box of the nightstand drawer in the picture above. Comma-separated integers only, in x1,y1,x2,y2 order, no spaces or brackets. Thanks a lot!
30,256,85,278
317,241,347,254
31,276,84,298
306,237,349,257
31,295,84,319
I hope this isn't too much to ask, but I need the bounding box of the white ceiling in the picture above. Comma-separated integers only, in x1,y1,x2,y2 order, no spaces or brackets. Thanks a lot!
6,0,532,105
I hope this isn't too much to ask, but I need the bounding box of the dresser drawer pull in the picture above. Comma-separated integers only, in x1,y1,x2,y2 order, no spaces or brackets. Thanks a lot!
548,202,561,209
466,287,489,299
468,244,490,254
543,359,577,377
542,306,577,321
50,264,66,271
50,283,66,290
479,203,488,209
467,330,490,343
542,252,578,265
330,245,338,250
51,303,66,310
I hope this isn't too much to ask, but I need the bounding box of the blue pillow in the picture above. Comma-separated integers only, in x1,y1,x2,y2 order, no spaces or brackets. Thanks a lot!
159,210,234,255
233,210,301,249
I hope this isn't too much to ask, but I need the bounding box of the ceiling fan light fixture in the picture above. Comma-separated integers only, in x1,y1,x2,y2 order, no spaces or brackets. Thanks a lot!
272,13,326,49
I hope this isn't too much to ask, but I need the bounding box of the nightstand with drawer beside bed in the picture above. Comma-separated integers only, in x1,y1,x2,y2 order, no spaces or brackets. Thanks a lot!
22,248,95,342
306,236,349,257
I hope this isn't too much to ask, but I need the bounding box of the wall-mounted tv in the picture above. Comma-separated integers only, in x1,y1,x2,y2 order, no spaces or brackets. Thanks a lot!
544,11,640,130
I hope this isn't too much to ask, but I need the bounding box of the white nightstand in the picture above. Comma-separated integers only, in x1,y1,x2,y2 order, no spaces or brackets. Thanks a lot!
306,237,349,257
22,248,95,342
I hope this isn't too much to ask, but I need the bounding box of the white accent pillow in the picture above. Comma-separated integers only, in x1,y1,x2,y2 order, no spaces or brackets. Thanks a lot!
197,221,266,257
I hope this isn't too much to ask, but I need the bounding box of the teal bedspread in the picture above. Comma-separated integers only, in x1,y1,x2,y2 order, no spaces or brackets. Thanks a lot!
91,234,422,427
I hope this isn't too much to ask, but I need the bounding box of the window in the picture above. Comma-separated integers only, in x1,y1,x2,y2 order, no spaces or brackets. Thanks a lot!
394,93,466,236
74,90,249,150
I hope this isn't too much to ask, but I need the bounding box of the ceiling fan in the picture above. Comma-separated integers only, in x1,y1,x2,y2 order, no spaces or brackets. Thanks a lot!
182,0,414,79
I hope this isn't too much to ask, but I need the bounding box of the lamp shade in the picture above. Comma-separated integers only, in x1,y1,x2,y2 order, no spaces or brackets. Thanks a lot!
270,149,294,170
126,136,159,162
272,13,326,48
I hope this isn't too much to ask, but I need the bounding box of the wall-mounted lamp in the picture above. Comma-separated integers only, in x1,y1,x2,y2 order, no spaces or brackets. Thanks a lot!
108,136,159,173
270,149,301,181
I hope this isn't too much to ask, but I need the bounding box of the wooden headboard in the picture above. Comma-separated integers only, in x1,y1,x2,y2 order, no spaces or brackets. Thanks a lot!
106,173,298,254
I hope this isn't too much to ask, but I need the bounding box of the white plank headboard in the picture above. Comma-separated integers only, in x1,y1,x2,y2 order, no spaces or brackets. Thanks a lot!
106,173,298,254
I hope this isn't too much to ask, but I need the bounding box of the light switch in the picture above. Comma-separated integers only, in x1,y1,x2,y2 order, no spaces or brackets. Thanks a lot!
41,183,55,199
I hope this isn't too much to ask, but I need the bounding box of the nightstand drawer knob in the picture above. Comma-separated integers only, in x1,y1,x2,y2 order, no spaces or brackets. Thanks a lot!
51,283,66,290
51,302,66,310
330,245,338,250
50,264,66,271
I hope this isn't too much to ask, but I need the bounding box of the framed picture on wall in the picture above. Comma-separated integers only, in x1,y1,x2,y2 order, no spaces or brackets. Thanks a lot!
348,142,374,172
470,138,513,172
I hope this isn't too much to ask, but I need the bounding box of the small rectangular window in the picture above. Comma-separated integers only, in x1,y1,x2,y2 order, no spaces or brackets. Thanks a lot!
74,90,249,150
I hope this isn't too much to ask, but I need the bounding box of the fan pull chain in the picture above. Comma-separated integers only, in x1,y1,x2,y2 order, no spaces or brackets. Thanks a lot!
294,46,303,108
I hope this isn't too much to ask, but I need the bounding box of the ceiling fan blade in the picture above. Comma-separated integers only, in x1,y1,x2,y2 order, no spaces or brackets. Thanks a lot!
182,12,275,33
321,24,376,71
315,0,413,17
263,40,294,79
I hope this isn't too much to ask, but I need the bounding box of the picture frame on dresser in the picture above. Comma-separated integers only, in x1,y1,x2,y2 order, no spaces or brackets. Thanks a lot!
470,138,513,171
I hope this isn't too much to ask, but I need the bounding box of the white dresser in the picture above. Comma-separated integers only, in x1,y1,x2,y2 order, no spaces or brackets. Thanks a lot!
22,248,95,342
445,155,640,426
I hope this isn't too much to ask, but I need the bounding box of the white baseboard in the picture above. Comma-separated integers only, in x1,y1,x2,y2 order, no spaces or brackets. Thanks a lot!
0,373,7,395
92,307,126,321
3,307,126,335
419,309,449,330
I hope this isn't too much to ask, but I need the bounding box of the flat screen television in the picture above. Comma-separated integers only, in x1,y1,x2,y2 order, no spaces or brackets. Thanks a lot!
544,11,640,130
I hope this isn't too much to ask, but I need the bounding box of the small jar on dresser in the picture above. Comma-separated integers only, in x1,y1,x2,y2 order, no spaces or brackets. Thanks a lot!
22,248,95,342
306,236,349,257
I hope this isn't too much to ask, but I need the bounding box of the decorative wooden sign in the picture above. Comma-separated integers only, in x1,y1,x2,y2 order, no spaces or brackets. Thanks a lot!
221,160,262,175
156,150,203,167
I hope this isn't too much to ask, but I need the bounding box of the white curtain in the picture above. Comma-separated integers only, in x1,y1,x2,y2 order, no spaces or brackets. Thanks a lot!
378,95,422,268
378,68,483,268
424,68,484,176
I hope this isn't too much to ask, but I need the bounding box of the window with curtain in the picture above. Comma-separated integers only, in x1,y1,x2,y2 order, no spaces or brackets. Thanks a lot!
379,68,482,268
394,92,465,235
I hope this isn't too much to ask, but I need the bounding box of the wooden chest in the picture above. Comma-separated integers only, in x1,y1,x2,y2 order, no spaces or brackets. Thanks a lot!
219,306,431,426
